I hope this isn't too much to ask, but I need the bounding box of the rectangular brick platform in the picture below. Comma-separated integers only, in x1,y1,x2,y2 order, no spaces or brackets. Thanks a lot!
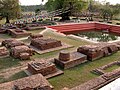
7,29,31,38
55,52,87,69
30,38,62,50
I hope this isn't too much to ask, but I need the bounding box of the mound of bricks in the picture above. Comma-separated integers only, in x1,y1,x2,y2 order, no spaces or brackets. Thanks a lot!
29,34,43,39
19,53,30,60
0,74,52,90
10,45,34,60
77,45,104,61
28,60,57,76
30,38,62,50
77,43,118,61
14,74,52,90
55,50,87,69
2,39,25,48
7,29,31,38
0,47,9,57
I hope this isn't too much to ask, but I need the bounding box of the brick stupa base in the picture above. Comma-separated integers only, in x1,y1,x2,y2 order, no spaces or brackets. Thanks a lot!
27,59,63,78
55,51,87,69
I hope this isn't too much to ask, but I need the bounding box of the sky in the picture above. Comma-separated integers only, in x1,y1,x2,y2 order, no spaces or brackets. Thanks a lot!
19,0,120,6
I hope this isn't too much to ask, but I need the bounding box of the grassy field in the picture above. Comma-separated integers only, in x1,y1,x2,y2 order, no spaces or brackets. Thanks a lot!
0,57,20,70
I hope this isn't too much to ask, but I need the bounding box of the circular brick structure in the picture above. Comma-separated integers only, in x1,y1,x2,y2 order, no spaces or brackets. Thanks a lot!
59,50,70,61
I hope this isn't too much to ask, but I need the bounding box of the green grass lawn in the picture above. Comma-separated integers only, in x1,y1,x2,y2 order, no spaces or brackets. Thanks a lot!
7,71,28,82
0,34,12,42
27,29,45,34
0,57,20,70
0,71,27,83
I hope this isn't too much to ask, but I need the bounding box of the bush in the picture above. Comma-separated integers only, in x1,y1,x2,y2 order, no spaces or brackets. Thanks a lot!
38,19,43,21
54,18,59,21
116,23,120,25
107,21,112,24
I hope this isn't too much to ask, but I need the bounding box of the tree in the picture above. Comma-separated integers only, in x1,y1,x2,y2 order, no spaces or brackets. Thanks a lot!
0,0,21,23
45,0,87,21
35,9,41,15
100,3,120,21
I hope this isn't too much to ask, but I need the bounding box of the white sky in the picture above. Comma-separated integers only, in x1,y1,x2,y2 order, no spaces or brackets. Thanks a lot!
19,0,120,6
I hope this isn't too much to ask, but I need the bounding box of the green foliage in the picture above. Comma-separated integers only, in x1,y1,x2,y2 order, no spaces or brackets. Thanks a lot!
45,0,87,20
0,0,21,23
100,3,120,21
7,71,27,82
21,5,45,12
35,8,41,14
0,56,20,70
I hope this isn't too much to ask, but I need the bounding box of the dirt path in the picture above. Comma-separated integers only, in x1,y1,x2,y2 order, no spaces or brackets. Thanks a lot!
0,65,27,79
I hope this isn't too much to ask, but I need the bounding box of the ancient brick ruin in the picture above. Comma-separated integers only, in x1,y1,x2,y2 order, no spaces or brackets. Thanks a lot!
14,74,52,90
29,34,43,40
10,45,34,60
77,43,118,61
28,60,57,76
7,29,31,38
93,61,120,75
23,23,46,30
55,51,87,69
0,74,52,90
2,39,25,48
0,47,9,57
30,38,62,50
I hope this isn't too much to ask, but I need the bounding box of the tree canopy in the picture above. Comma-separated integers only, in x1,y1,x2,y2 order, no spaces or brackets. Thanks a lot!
45,0,88,20
0,0,21,23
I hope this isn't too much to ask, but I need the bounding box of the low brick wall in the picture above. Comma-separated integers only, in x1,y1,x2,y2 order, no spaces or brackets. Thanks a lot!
92,61,120,75
47,22,120,35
